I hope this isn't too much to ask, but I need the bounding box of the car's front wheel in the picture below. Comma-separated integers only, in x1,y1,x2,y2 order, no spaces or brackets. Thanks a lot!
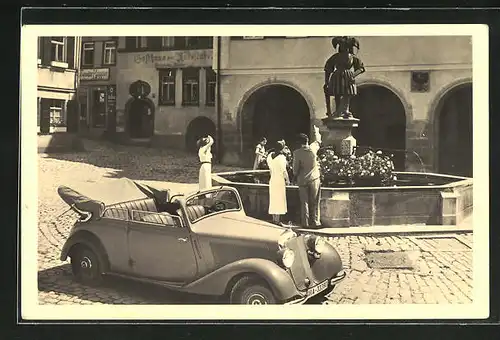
70,245,103,286
230,276,277,305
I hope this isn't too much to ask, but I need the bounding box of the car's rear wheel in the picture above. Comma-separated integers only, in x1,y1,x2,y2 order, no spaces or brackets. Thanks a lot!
229,276,277,305
70,245,103,286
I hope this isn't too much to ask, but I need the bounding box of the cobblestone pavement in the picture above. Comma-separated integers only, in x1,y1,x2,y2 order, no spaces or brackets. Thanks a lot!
37,140,473,305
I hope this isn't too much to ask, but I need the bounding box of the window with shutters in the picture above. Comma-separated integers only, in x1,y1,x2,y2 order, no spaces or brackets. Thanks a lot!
82,42,95,66
103,41,116,65
49,99,65,126
159,69,176,106
205,68,216,106
182,68,199,106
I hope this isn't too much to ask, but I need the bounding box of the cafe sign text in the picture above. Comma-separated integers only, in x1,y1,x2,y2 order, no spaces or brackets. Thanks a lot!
80,68,110,81
133,49,213,67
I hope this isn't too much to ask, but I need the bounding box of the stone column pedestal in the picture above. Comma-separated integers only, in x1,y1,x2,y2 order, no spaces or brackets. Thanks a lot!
321,116,360,156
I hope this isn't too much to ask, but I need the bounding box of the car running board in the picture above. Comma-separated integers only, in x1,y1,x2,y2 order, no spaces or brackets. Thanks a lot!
106,272,186,289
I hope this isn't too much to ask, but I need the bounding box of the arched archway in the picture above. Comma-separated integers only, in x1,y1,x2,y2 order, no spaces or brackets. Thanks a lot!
240,84,311,167
435,83,472,177
185,116,216,154
350,85,407,170
125,97,155,139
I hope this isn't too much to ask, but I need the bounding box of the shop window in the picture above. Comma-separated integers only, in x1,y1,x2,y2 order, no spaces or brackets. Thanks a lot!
49,99,65,127
82,42,95,66
182,68,199,106
162,37,175,48
51,37,66,62
159,69,176,105
103,41,116,65
206,68,216,106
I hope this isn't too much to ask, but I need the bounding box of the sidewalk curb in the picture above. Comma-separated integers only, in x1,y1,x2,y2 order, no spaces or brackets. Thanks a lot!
296,224,473,237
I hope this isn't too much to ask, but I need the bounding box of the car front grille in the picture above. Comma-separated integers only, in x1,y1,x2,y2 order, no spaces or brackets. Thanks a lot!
286,236,315,291
285,235,338,292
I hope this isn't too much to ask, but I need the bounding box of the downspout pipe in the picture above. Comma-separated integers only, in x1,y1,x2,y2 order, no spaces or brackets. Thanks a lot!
216,36,222,164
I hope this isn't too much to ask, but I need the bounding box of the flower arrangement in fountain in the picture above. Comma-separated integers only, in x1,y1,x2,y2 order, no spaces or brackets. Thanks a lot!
318,147,396,186
256,145,396,187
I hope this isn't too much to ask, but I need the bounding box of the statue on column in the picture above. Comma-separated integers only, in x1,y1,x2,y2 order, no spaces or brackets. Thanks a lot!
323,36,366,119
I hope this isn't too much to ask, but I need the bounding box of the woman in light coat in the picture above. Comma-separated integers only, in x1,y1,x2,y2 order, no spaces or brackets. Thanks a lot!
197,135,214,191
266,141,290,225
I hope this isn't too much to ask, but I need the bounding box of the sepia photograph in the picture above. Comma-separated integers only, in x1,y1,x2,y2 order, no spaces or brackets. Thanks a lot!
20,23,489,321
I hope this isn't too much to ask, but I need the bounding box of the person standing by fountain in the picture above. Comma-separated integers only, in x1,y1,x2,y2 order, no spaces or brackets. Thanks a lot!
292,133,322,228
197,135,214,191
266,141,290,225
253,137,268,170
310,125,322,156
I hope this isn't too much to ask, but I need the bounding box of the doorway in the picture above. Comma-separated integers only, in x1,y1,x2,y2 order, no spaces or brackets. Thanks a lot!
436,83,473,177
240,84,311,166
185,116,217,154
127,98,154,139
350,85,407,170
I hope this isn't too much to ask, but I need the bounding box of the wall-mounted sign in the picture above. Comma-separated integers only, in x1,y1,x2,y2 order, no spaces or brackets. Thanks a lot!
80,68,110,81
133,49,213,67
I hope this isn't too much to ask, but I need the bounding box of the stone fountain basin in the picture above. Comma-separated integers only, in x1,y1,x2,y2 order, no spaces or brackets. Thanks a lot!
212,170,473,228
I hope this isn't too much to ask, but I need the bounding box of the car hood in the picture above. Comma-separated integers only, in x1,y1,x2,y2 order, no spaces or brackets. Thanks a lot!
191,212,290,245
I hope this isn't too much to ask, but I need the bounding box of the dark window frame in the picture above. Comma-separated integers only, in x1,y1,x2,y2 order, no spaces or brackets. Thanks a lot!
158,69,176,106
182,67,200,106
81,41,95,67
205,67,216,106
102,40,117,65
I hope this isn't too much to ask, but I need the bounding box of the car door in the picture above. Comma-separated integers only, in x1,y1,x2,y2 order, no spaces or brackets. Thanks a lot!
98,207,132,273
126,210,198,282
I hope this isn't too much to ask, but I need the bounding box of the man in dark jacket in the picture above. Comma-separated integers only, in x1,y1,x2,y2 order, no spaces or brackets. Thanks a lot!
292,133,321,228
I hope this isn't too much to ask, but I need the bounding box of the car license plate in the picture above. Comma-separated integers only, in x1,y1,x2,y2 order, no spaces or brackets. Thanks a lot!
306,280,328,297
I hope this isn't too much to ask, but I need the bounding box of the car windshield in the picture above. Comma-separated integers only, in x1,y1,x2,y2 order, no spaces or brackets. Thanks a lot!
184,188,241,223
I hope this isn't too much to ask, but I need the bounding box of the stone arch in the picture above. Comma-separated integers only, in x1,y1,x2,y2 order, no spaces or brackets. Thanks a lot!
124,96,155,138
356,78,413,124
350,80,408,171
236,80,313,166
428,78,473,175
185,116,217,153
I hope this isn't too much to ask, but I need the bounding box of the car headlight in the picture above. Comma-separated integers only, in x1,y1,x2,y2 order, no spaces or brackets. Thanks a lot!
305,235,328,254
314,236,328,254
278,229,297,249
281,248,295,268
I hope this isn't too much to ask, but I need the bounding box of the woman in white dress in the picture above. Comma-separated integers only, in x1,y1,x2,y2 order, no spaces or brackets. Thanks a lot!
197,135,214,191
266,141,290,225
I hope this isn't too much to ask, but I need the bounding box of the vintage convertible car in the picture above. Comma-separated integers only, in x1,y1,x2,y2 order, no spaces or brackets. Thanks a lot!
57,178,346,304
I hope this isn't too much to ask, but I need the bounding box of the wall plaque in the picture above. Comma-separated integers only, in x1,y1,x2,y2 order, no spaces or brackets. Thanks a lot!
411,71,430,92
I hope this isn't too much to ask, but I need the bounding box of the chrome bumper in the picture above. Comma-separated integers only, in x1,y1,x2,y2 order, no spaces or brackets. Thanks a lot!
284,270,347,305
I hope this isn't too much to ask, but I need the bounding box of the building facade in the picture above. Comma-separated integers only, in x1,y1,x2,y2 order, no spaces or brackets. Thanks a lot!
217,36,473,177
115,36,216,152
37,36,81,134
77,37,118,138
